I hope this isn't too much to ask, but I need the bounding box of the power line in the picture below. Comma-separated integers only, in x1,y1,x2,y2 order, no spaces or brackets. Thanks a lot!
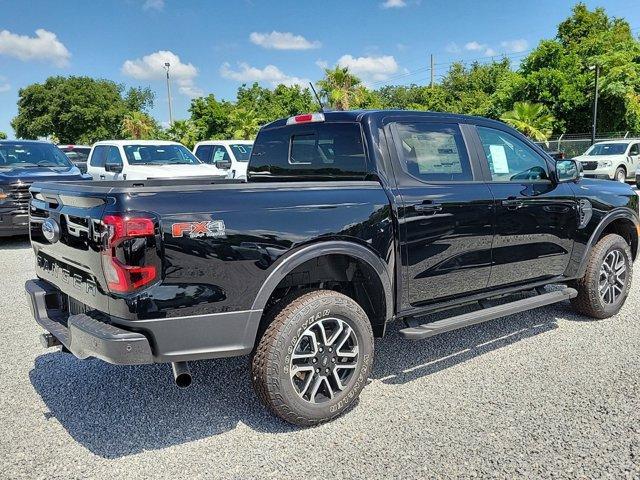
368,50,531,88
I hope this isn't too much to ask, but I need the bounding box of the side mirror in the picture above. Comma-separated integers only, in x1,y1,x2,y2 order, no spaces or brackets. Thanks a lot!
215,160,232,170
556,159,581,182
105,163,123,173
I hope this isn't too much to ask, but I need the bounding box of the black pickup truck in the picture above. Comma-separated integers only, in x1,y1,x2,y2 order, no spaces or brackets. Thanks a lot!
26,110,639,426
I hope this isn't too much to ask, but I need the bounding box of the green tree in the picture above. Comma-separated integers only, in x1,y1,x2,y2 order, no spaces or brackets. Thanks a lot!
11,76,153,144
0,131,6,140
121,111,156,140
164,120,200,149
227,107,261,139
500,101,555,141
189,94,233,140
317,66,365,110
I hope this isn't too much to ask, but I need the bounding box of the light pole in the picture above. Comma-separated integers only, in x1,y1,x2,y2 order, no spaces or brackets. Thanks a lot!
589,64,600,146
164,62,174,126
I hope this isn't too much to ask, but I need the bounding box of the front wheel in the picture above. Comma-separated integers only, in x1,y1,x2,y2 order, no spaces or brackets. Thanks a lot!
570,234,632,319
252,290,374,426
614,167,626,182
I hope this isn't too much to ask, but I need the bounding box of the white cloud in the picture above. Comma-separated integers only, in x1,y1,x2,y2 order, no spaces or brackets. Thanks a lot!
396,43,409,52
220,62,310,88
121,50,202,98
464,41,486,52
445,42,461,54
249,31,321,50
315,59,329,69
337,54,399,82
501,39,529,53
143,0,164,10
0,76,9,93
464,41,499,56
0,29,70,67
381,0,406,8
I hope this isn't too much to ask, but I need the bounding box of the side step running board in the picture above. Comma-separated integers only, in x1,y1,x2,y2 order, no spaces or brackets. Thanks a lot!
399,288,577,340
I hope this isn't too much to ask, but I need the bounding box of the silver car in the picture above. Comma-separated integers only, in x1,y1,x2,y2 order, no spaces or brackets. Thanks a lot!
574,140,640,182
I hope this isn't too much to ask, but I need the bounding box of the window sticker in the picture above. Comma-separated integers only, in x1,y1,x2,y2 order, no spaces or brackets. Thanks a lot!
133,151,142,161
489,144,509,174
213,149,225,161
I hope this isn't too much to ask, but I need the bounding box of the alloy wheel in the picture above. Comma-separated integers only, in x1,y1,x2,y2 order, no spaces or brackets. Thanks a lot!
599,249,627,305
289,318,359,404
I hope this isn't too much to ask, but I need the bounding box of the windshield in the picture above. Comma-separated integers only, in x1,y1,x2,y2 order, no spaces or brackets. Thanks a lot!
586,143,629,156
123,144,201,165
230,144,253,162
0,143,73,169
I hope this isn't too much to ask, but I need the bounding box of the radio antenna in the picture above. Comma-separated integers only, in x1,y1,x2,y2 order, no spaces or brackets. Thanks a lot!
309,82,325,112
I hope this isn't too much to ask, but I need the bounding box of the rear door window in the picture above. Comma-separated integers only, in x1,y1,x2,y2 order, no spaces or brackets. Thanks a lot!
250,122,367,180
89,145,108,168
394,123,472,182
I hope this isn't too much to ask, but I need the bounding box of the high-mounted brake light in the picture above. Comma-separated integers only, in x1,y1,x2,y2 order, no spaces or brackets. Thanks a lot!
101,214,157,293
286,113,325,125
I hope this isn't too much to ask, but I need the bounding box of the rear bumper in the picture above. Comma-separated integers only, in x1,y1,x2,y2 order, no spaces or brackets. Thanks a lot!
26,279,262,364
26,279,153,364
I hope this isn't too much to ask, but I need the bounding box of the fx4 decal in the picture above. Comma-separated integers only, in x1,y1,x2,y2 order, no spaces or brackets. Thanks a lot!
171,220,226,238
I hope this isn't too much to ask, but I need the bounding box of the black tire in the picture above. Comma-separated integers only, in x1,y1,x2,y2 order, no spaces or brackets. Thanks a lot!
614,166,626,182
251,290,374,426
570,234,632,319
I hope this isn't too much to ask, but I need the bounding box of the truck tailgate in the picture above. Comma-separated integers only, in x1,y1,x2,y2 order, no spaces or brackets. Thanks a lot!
29,183,110,311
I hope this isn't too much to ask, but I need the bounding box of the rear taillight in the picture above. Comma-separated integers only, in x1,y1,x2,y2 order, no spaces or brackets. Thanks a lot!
101,214,157,293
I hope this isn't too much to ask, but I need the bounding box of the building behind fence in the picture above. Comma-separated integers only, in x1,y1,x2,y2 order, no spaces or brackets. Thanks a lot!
536,132,640,158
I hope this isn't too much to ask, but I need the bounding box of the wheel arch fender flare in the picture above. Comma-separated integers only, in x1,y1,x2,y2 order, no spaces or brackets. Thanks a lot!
251,240,394,322
574,208,639,278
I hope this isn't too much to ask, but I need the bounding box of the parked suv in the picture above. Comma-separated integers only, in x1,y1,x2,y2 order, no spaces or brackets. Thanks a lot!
26,111,639,425
0,140,87,236
86,140,227,181
574,140,640,182
193,140,253,180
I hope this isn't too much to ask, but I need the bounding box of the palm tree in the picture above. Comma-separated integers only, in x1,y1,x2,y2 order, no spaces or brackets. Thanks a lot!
500,102,555,142
165,120,200,149
121,111,155,140
228,107,261,140
316,66,364,110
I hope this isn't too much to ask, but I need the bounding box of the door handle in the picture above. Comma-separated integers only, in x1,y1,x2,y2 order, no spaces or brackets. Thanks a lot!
99,175,105,180
501,198,524,210
414,202,443,213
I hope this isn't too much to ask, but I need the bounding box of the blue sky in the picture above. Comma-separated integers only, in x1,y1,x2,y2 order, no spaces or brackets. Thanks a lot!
0,0,638,138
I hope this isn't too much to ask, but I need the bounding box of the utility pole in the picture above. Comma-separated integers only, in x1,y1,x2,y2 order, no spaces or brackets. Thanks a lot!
164,62,174,126
430,54,434,87
590,64,600,146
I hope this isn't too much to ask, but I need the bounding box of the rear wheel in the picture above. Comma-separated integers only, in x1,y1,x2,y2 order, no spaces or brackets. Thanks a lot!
570,234,632,319
614,167,626,182
252,290,374,426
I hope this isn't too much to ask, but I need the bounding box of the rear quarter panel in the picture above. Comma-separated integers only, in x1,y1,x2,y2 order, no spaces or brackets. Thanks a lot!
109,181,394,320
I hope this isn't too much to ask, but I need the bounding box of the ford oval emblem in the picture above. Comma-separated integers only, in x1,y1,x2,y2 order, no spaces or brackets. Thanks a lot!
42,218,60,243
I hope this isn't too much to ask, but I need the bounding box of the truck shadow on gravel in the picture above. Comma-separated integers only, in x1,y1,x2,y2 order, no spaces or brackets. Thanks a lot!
0,237,31,250
29,305,564,458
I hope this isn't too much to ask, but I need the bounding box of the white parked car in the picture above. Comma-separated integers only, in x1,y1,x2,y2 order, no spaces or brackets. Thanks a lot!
573,140,640,182
193,140,253,180
86,140,227,181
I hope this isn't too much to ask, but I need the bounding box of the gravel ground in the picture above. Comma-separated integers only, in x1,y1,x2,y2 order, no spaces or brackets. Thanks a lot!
1,236,639,479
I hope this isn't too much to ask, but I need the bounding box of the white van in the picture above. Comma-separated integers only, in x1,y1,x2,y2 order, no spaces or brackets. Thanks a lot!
193,140,253,180
86,140,227,181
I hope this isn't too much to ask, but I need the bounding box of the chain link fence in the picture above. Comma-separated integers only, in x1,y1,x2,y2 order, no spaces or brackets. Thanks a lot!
536,132,640,158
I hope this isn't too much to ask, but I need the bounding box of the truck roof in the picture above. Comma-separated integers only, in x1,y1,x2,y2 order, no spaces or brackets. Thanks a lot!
194,140,253,146
92,140,183,147
0,139,52,145
261,109,512,130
